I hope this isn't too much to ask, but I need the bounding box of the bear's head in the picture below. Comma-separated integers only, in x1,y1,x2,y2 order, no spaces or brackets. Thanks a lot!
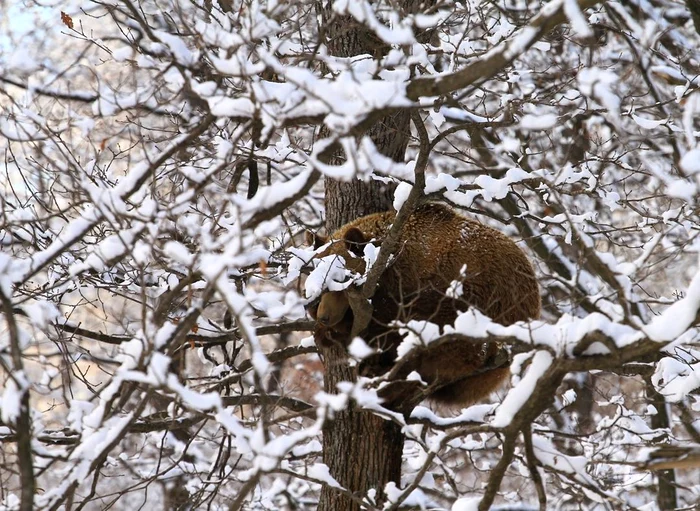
305,227,369,339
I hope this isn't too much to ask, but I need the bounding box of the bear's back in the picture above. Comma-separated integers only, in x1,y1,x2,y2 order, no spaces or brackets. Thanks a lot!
334,203,540,326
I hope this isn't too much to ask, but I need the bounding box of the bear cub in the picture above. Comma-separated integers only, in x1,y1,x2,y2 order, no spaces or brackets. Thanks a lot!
307,203,540,407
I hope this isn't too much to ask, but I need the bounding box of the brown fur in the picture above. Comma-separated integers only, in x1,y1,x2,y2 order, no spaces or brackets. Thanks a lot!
307,203,540,407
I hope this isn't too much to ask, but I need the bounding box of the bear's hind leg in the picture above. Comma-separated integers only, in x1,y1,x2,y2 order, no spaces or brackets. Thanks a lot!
429,367,510,407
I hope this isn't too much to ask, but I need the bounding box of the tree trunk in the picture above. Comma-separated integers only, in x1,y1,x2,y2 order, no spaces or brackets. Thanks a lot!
319,127,407,510
317,5,419,509
646,380,678,511
318,344,405,511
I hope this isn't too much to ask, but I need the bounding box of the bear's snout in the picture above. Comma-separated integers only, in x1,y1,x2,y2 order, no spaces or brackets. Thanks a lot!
315,291,350,328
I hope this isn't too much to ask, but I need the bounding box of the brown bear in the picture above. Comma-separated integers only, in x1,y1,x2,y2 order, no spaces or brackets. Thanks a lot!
306,203,540,408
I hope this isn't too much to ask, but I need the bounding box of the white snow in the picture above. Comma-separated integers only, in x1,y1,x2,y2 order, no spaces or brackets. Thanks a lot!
207,96,256,117
653,356,700,401
577,68,620,118
163,241,194,266
384,481,432,508
0,376,23,424
532,434,595,486
305,254,354,299
20,300,60,329
519,113,558,130
393,182,413,211
241,169,315,214
492,351,553,428
424,173,462,194
307,463,343,489
452,497,481,511
563,0,594,38
680,148,700,174
332,0,415,46
410,404,495,426
348,337,375,359
643,261,700,341
474,167,531,201
632,114,668,130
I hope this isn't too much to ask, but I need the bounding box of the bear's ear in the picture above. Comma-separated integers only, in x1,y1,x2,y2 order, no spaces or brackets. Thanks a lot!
343,227,366,257
305,231,328,249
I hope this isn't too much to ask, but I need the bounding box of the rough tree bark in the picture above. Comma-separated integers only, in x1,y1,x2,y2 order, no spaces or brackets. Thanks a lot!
316,3,428,509
318,113,408,511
